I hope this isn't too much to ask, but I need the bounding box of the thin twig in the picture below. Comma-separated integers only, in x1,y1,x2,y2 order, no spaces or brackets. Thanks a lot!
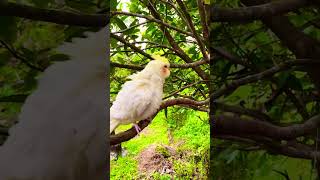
211,59,320,100
143,0,209,80
111,11,193,36
176,0,209,62
0,40,44,71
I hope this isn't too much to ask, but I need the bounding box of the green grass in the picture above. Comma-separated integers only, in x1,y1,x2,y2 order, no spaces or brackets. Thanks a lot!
110,110,210,179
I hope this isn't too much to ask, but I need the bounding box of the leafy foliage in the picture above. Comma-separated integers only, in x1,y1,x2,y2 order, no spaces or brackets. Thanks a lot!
210,0,320,179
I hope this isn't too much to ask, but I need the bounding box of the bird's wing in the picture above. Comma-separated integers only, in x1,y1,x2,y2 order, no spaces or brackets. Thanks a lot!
110,80,154,122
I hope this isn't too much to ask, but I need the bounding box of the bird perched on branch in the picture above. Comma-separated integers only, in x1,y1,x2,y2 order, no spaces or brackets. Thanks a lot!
110,55,170,134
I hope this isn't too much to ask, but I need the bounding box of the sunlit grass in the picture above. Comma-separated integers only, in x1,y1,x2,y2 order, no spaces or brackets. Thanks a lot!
117,113,169,156
111,110,210,179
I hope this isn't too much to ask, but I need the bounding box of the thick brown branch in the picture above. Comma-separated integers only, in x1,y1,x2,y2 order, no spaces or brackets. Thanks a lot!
197,0,209,40
216,134,320,160
212,114,320,140
0,2,108,26
210,0,308,22
241,0,320,90
110,98,208,145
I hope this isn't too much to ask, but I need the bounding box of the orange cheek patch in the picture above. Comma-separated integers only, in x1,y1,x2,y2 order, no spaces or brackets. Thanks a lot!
161,68,170,77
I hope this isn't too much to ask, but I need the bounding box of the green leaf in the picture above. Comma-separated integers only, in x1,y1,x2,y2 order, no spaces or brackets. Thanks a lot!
164,108,168,119
113,17,127,31
110,0,119,11
226,150,239,164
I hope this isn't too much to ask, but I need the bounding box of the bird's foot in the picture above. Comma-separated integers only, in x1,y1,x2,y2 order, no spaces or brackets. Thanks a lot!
133,123,141,135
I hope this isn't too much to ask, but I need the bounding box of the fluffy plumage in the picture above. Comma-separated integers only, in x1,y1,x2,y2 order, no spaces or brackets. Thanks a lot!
0,27,108,180
110,56,170,134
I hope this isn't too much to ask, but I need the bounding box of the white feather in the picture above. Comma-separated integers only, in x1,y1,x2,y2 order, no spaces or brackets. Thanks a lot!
110,60,169,133
0,27,108,180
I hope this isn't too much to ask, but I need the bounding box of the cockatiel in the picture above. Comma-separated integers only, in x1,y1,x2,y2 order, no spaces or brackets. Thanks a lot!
110,55,170,134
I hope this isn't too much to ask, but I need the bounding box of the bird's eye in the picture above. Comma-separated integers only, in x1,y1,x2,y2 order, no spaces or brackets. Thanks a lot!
164,65,168,68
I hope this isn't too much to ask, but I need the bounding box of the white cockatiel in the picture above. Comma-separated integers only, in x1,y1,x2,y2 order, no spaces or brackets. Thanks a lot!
110,55,170,134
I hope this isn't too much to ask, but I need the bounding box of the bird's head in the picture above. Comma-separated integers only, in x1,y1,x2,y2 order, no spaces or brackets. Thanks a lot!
127,55,170,81
145,55,170,79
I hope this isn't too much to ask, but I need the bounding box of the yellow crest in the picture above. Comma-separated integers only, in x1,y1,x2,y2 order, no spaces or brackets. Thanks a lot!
152,54,169,64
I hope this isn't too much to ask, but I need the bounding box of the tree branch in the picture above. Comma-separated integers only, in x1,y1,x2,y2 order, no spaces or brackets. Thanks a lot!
197,0,209,40
111,11,193,37
111,57,208,70
212,114,320,140
216,134,320,160
164,80,206,99
176,0,209,62
0,40,44,71
110,62,144,70
210,0,308,22
285,89,310,120
211,59,320,100
143,1,209,80
212,101,273,121
114,21,149,34
117,41,176,52
210,46,253,68
110,98,208,145
0,2,108,27
241,0,320,90
110,33,153,59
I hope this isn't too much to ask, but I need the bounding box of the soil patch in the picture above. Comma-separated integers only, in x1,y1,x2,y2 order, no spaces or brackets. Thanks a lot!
138,144,176,176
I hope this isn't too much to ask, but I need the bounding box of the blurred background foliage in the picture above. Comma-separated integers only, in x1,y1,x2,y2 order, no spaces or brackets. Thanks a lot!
210,0,320,179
